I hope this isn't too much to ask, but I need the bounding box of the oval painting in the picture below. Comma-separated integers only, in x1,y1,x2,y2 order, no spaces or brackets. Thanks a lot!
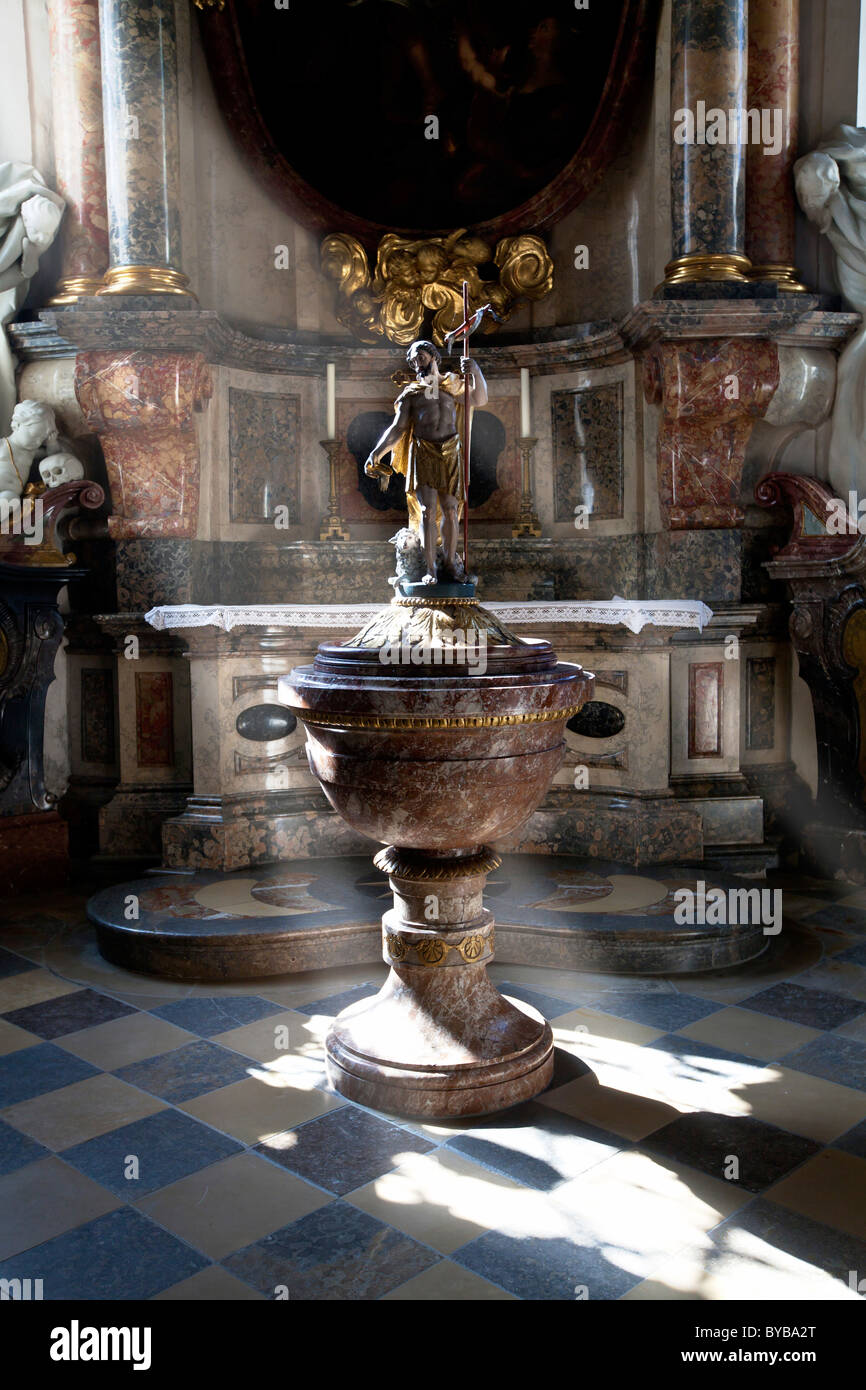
199,0,658,241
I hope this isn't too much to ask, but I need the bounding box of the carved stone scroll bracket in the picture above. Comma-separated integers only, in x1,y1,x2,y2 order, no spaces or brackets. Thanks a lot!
0,480,105,568
74,351,212,539
644,338,780,529
755,473,856,558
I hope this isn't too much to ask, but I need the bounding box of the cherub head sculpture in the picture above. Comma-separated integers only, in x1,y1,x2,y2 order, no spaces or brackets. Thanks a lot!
10,399,58,453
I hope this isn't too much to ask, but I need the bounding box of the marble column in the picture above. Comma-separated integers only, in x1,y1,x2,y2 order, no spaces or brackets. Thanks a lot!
745,0,806,290
46,0,109,304
663,0,751,285
97,0,195,298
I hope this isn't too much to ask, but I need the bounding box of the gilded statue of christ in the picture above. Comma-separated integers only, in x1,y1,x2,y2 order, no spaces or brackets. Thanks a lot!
364,339,488,583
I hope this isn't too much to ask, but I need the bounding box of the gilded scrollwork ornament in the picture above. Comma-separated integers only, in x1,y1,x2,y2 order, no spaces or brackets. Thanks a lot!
321,229,553,346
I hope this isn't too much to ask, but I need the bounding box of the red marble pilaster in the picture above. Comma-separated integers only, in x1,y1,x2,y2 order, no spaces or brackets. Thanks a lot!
47,0,109,303
644,339,780,528
74,351,212,538
746,0,806,289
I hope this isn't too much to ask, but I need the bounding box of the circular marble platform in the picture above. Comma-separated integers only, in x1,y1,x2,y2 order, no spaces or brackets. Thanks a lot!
86,855,778,982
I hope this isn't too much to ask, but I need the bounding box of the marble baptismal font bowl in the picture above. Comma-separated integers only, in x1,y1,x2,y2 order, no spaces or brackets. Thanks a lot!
280,596,593,1118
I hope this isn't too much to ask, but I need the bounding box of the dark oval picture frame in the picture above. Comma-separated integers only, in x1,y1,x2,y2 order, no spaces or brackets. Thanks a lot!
197,0,659,245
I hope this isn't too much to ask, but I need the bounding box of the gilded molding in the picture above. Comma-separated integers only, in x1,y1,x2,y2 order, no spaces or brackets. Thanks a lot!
383,928,494,967
296,706,587,731
660,252,752,287
98,264,196,298
321,229,553,346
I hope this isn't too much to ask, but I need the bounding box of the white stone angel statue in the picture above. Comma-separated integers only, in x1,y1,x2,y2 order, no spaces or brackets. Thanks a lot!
0,398,87,503
795,126,866,498
0,161,65,435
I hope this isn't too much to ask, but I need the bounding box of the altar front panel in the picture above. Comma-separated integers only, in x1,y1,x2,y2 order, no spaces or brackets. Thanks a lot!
123,603,787,873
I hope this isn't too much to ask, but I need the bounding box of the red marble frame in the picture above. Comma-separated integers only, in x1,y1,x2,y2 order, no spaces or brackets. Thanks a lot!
135,672,175,769
196,0,659,245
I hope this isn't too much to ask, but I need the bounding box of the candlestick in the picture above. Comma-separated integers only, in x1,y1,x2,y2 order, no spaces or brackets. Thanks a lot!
319,439,349,541
520,368,531,438
512,436,542,538
326,362,336,440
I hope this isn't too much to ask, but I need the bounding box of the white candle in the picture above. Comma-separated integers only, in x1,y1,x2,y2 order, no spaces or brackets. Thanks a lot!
326,362,336,440
520,368,531,437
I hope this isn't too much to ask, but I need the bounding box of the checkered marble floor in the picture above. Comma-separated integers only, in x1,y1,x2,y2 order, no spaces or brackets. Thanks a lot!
1,869,866,1301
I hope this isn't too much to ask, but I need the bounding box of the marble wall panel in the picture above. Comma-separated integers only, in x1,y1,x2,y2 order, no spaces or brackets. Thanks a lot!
114,539,219,609
554,646,670,795
81,667,116,765
185,649,315,804
742,641,790,768
187,656,221,797
134,671,174,768
745,656,775,752
205,537,643,605
228,387,301,524
208,367,321,543
671,642,741,777
115,654,191,787
502,795,704,867
687,796,763,845
642,530,742,602
688,662,724,758
66,652,118,779
552,382,624,523
223,655,311,794
536,363,637,540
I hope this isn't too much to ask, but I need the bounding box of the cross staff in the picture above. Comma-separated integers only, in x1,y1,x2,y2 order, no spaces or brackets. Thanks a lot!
444,286,503,572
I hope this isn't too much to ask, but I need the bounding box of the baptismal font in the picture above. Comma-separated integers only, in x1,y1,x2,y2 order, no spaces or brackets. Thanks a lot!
280,303,593,1118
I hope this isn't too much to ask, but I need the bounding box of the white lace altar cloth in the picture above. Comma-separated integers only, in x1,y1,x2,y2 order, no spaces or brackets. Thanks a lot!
146,597,713,637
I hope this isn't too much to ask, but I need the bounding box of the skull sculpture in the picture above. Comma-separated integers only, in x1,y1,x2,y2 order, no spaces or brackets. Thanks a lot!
38,452,85,490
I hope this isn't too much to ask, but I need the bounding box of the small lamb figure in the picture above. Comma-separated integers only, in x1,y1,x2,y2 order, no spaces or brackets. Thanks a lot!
388,527,471,592
388,528,427,591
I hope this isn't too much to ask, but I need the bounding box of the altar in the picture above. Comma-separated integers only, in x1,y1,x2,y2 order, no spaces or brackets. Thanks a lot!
118,596,780,876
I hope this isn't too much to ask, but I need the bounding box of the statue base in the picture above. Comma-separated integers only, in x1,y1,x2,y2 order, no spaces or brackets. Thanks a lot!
325,847,554,1118
398,580,477,599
